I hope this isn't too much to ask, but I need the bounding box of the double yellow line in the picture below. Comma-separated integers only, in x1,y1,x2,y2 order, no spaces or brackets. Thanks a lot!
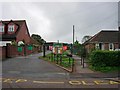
33,81,64,84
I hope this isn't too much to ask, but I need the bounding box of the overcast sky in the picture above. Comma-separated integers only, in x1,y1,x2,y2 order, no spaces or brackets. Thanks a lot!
1,1,118,43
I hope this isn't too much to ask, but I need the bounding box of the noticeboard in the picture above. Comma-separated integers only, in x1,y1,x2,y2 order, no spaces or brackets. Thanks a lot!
58,47,63,54
53,43,63,47
53,47,57,54
53,43,63,54
53,47,63,54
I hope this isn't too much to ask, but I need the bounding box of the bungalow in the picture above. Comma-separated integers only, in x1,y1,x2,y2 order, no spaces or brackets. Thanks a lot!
83,30,119,53
0,20,31,46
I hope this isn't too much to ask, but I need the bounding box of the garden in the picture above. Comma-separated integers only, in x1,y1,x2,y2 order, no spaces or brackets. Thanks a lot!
39,49,74,72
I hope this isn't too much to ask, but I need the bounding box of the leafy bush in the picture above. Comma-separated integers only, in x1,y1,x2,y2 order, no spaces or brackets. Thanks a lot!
89,50,120,67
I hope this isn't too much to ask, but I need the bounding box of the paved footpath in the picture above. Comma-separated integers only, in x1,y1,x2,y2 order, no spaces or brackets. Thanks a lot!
72,55,119,78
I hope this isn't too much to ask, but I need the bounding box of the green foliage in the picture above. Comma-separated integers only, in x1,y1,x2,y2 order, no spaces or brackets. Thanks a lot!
74,40,79,44
62,50,70,56
11,40,17,46
88,50,120,72
73,40,87,58
78,45,87,58
89,65,120,72
81,35,92,43
89,50,120,67
31,34,46,45
39,53,74,68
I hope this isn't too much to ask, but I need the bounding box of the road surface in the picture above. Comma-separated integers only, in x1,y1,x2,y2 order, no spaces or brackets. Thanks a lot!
2,51,120,89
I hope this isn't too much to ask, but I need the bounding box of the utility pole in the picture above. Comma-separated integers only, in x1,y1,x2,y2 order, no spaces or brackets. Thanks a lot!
118,26,120,49
73,25,75,44
72,25,75,55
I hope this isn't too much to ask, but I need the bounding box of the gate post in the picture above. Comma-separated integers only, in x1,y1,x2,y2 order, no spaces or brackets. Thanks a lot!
43,44,46,57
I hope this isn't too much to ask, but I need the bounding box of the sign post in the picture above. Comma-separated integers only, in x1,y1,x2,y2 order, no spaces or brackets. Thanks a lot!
43,44,45,57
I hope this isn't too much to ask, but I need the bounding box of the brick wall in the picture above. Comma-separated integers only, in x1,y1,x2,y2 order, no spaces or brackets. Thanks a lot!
0,44,41,60
85,43,95,53
0,46,6,59
85,43,119,53
104,43,109,50
114,43,119,49
7,45,25,58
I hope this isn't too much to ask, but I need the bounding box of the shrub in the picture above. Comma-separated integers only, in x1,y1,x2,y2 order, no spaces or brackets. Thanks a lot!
89,50,120,67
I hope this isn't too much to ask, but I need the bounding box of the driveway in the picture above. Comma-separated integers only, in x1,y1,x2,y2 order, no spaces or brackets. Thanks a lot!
2,51,68,79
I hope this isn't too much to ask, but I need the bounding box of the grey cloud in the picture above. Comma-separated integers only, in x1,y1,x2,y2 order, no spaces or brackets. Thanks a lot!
1,2,118,43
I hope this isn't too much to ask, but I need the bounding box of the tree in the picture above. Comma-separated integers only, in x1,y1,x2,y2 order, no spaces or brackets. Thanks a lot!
31,34,45,45
81,35,92,43
74,40,79,45
73,40,81,55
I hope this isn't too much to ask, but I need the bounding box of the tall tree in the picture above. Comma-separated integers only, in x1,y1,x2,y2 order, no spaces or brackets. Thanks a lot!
31,34,45,45
81,35,92,43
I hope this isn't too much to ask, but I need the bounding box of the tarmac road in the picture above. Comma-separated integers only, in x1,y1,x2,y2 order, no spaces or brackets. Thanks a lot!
2,51,120,89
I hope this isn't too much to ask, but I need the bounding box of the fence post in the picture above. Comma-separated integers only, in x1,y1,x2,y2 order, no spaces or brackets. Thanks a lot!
53,54,55,62
51,52,53,61
81,57,82,65
72,58,74,72
56,54,58,64
83,58,84,68
43,44,45,57
24,44,26,56
60,54,62,65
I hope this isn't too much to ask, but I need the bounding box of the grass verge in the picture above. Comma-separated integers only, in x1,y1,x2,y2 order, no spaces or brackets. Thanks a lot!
39,53,74,72
89,65,120,73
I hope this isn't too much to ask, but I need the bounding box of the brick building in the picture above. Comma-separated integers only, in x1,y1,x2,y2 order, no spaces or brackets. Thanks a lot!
83,30,119,53
0,20,40,59
0,20,31,46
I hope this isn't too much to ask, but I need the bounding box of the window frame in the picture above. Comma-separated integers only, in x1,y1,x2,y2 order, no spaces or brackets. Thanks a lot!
95,43,100,50
109,43,114,51
0,25,4,32
8,25,14,32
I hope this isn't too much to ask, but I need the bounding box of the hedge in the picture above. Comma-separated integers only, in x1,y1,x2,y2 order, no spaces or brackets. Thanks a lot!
89,50,120,67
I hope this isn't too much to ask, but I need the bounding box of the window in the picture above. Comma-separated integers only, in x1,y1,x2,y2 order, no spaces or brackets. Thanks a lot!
95,43,104,50
95,43,100,49
109,43,114,51
0,25,4,32
8,25,14,32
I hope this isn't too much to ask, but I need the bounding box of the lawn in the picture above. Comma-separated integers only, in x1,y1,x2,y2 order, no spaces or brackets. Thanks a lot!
39,51,74,69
